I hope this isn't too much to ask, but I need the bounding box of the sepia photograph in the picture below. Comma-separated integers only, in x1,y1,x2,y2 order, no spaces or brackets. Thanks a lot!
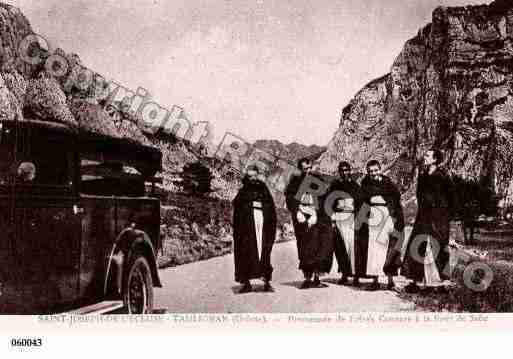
1,1,513,352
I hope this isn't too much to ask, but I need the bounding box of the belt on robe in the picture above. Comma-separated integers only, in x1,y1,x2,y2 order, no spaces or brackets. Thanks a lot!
252,201,263,210
370,203,388,207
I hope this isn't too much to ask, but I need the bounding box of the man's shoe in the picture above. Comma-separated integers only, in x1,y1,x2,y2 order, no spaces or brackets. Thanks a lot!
239,283,252,294
434,286,449,294
403,282,420,294
337,276,348,285
312,277,328,288
300,280,312,289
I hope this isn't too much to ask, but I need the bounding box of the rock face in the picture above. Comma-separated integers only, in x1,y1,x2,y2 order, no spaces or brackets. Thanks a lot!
67,98,118,135
26,73,77,127
0,3,35,77
0,4,32,122
253,139,326,164
0,73,22,122
318,0,513,201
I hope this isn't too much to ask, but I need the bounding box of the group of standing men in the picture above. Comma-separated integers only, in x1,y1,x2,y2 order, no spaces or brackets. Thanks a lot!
232,149,454,294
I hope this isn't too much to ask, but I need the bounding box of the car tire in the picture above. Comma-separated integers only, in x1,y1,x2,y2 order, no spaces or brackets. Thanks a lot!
123,254,154,314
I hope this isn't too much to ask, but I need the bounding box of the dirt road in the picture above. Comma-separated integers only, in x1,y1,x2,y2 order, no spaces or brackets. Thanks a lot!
155,241,416,313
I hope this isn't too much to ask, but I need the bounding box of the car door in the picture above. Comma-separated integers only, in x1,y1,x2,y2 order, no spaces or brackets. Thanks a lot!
76,155,117,302
14,124,81,312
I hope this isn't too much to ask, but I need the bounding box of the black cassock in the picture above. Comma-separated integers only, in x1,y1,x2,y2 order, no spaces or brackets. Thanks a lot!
360,175,405,277
402,168,454,282
285,173,333,275
232,177,277,283
327,178,367,277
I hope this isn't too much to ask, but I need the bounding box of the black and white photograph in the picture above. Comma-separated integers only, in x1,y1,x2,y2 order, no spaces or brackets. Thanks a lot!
1,1,513,352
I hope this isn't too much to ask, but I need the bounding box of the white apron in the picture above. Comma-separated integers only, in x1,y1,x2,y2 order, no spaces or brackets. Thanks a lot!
334,211,356,274
424,236,442,285
367,199,395,277
252,201,264,259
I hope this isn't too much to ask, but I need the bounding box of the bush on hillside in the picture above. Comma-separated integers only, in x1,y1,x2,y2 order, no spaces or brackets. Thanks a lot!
182,161,213,195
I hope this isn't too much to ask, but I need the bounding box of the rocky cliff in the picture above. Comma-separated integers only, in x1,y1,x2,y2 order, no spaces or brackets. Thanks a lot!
318,0,513,201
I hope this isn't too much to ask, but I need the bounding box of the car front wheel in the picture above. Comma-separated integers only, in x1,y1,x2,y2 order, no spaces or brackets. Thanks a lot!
123,255,154,314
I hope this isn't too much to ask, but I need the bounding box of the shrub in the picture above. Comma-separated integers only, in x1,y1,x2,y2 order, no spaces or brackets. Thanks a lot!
182,161,213,195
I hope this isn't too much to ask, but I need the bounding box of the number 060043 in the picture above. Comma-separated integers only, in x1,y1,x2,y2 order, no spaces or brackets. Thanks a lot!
10,338,42,347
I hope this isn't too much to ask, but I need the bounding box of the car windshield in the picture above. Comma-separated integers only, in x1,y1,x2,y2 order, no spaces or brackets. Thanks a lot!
0,123,14,184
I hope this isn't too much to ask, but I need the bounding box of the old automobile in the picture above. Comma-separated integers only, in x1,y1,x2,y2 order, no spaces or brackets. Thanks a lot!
0,118,162,314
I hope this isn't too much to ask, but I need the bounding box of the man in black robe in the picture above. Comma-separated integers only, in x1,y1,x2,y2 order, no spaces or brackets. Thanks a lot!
285,158,333,289
326,161,365,285
401,149,454,293
233,165,277,293
360,160,404,290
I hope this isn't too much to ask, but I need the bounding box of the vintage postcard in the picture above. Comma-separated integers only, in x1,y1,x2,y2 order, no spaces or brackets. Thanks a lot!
1,0,513,355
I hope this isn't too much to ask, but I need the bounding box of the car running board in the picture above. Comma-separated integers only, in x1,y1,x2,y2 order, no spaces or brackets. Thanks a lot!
67,301,124,315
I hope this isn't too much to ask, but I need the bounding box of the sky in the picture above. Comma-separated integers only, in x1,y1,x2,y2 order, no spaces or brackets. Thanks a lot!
10,0,486,146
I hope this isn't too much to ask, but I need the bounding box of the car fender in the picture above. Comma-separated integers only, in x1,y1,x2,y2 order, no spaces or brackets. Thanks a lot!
104,228,162,297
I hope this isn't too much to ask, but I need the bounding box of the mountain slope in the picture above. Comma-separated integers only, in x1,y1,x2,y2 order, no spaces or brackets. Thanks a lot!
254,139,326,164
